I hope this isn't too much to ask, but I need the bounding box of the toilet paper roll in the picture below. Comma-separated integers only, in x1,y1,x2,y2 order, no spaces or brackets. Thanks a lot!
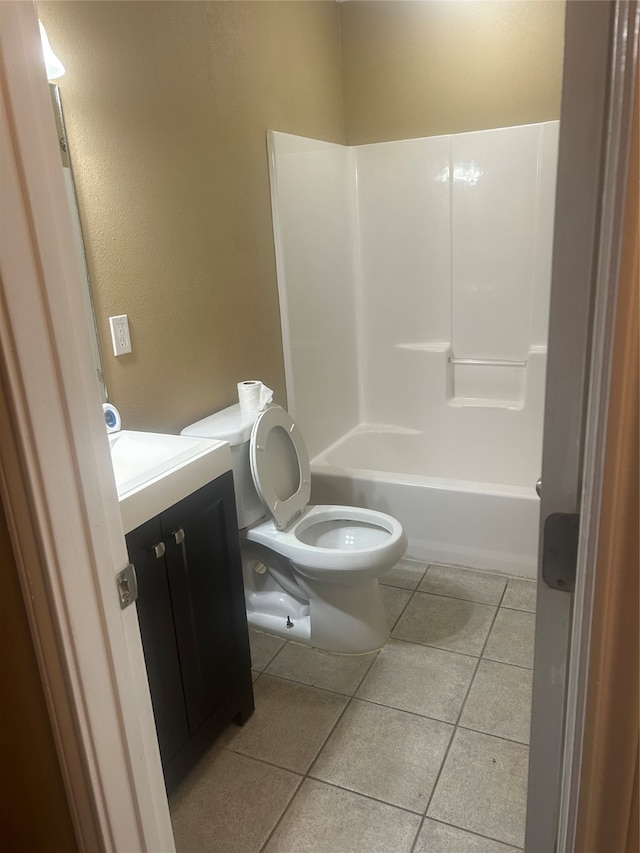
237,380,273,412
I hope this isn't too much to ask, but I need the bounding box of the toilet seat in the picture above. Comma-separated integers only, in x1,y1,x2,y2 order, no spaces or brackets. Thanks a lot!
249,406,311,530
247,406,407,581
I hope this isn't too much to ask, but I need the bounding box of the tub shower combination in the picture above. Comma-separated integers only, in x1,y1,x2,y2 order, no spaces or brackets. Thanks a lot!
268,121,559,577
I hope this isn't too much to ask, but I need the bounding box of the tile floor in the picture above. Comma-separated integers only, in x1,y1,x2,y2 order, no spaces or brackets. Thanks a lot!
169,560,537,853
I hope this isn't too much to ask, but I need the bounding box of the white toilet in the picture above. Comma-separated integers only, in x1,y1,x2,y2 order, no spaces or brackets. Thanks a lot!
182,404,407,653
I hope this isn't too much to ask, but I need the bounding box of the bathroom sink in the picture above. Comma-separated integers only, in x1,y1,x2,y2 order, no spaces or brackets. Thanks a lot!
109,430,231,533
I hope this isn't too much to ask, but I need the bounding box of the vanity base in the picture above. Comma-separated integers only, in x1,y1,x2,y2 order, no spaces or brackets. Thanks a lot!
127,472,254,794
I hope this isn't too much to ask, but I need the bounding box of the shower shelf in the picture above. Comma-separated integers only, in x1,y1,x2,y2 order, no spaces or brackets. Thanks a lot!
448,357,528,367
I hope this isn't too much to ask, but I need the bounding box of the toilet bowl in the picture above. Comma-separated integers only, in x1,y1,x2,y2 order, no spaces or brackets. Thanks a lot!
181,403,407,653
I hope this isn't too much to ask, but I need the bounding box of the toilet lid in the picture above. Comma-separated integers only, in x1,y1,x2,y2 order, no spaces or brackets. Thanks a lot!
249,406,311,530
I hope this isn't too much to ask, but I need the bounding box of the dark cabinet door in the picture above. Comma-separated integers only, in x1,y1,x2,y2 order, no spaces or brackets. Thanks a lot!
127,515,189,764
162,472,251,732
128,471,253,791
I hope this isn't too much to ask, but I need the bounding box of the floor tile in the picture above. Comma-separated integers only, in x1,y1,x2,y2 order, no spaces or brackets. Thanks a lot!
419,565,507,605
502,578,537,613
393,591,496,656
415,819,522,853
249,629,286,671
222,675,347,773
428,728,529,848
310,699,452,813
380,558,428,590
170,749,300,853
263,779,421,853
265,641,376,695
357,639,476,723
484,609,536,668
460,659,532,744
380,584,412,630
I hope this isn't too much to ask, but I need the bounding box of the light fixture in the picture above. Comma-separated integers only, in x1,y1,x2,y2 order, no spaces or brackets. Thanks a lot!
39,21,65,81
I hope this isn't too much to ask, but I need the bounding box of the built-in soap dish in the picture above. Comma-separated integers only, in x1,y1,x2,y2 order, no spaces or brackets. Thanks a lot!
447,356,527,409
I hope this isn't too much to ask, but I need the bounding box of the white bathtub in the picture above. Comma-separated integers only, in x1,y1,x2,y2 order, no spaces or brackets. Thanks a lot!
310,425,541,578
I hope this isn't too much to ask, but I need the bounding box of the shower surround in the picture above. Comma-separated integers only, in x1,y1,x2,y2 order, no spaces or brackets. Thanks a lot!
268,122,559,576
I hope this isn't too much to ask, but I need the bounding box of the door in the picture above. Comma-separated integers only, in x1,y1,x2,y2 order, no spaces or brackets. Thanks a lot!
526,3,638,851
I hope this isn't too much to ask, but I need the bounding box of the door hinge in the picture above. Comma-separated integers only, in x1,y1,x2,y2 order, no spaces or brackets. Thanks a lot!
116,563,138,609
542,513,580,592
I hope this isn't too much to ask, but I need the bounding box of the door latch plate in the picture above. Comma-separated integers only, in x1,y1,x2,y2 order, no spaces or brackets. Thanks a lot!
542,513,579,592
116,563,138,609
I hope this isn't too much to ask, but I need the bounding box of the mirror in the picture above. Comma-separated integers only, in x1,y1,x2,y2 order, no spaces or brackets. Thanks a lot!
48,82,107,401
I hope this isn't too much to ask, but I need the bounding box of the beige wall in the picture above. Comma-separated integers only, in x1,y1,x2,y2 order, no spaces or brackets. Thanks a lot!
39,1,344,432
38,1,564,433
341,1,565,144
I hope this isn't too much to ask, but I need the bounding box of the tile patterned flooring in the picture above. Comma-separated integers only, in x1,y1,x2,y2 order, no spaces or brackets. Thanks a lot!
170,560,537,853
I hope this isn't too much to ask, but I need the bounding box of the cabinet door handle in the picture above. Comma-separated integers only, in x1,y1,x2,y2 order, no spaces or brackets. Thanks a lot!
173,528,185,545
153,542,165,559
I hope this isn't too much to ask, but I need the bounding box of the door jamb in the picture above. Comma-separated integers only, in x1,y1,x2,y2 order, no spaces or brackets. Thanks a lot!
0,4,175,849
557,3,639,849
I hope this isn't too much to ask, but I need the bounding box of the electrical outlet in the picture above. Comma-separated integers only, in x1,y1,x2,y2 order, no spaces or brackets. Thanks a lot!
109,314,132,356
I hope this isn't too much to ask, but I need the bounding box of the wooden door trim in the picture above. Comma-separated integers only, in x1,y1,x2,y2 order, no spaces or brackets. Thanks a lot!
574,29,640,851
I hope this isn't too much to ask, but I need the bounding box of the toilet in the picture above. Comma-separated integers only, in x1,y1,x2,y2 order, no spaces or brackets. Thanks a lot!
182,404,407,653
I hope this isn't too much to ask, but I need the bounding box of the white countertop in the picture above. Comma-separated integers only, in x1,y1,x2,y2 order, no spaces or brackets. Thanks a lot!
109,430,232,534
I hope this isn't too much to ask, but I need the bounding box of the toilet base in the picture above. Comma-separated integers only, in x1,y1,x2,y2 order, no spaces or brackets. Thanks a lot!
246,580,389,654
294,574,389,654
241,541,390,654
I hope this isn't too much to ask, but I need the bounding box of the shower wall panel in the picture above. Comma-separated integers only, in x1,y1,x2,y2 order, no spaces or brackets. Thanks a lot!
267,132,360,458
356,136,451,426
269,122,559,456
451,122,559,361
451,124,540,361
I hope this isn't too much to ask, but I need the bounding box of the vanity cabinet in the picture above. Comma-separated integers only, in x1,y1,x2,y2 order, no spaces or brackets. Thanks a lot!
126,471,254,793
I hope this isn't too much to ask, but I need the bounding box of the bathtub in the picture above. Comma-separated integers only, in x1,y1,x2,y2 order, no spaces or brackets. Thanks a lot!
310,425,541,578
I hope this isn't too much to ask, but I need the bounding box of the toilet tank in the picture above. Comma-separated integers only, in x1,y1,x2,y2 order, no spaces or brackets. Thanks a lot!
181,404,265,528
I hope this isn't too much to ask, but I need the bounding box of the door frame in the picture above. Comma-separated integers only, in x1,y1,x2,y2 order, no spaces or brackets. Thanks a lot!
557,3,638,850
526,1,638,851
0,3,174,849
0,2,635,851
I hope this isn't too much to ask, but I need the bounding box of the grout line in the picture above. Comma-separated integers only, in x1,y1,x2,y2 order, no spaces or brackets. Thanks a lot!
482,654,534,671
352,648,380,692
298,775,427,817
383,588,415,632
253,669,357,703
475,655,535,672
390,626,495,660
498,599,537,612
400,586,505,608
255,666,376,699
422,587,505,819
408,817,427,853
223,744,307,781
248,630,287,672
259,693,357,852
380,582,423,592
258,770,305,853
419,815,525,850
345,693,458,729
220,743,306,780
455,722,531,748
305,693,355,778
